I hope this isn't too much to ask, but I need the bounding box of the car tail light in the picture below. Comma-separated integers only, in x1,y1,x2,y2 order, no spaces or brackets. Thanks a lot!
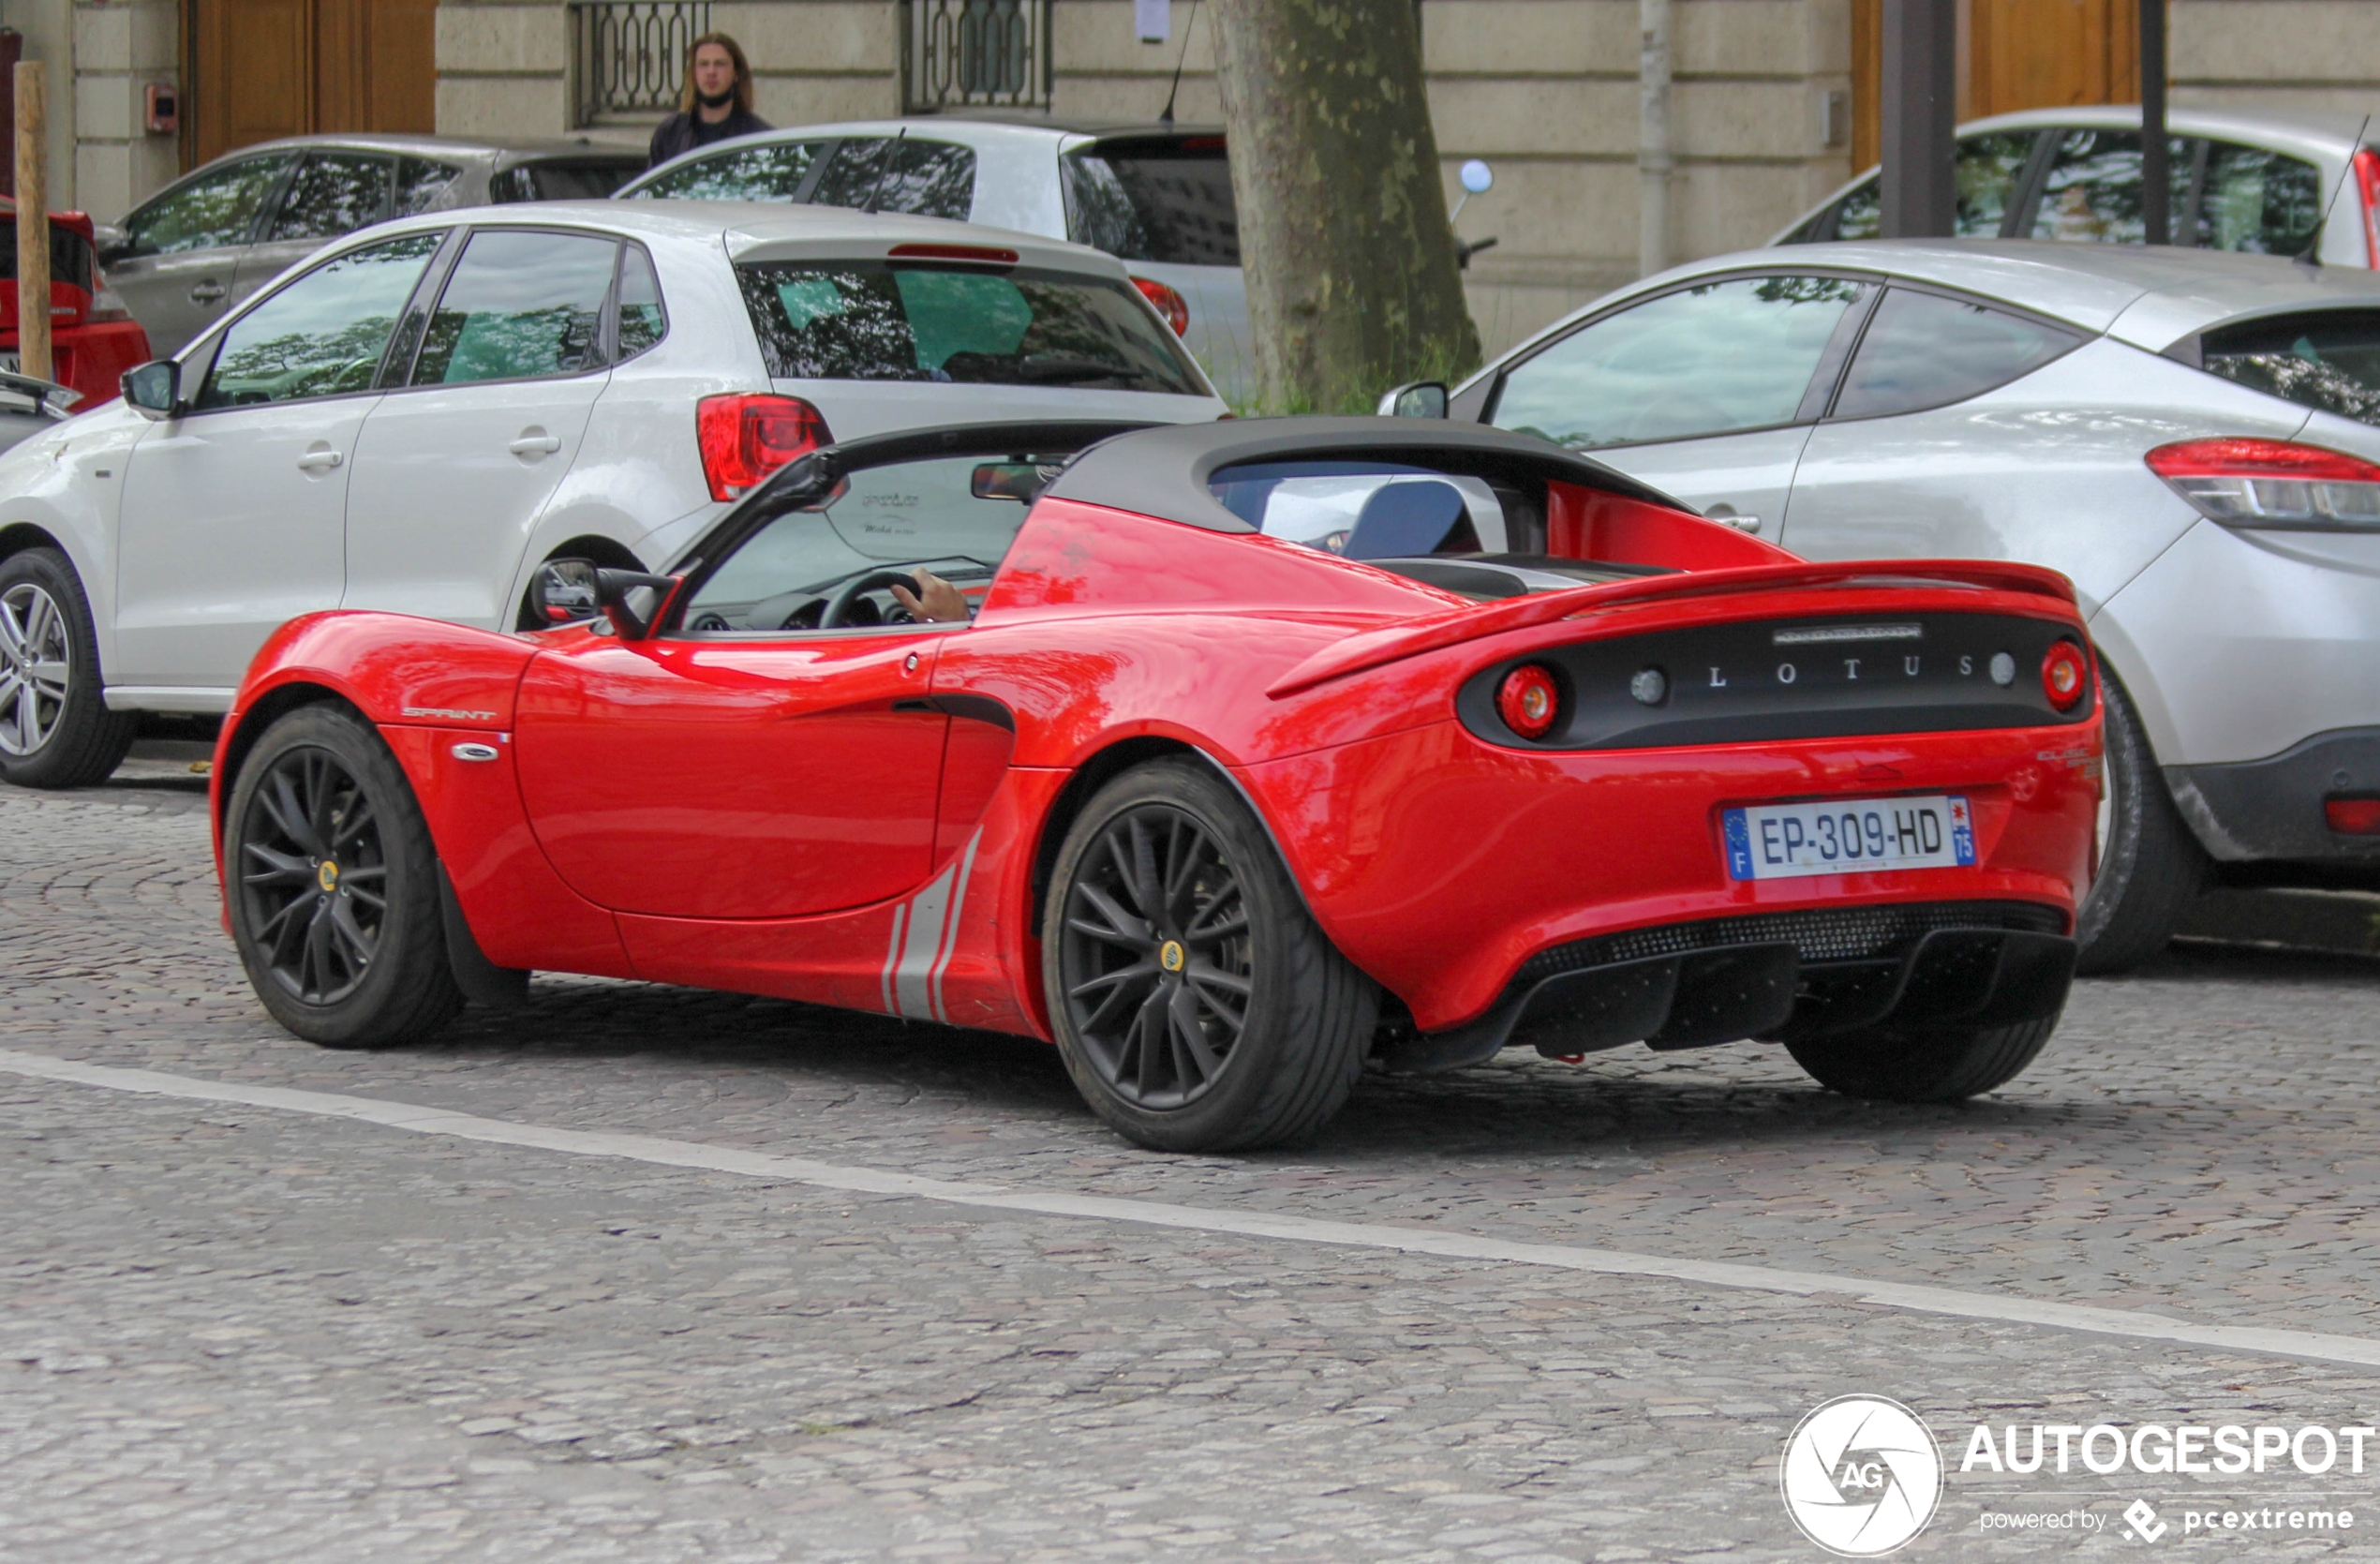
2144,438,2380,530
86,272,131,323
2328,797,2380,835
696,393,828,502
1131,276,1190,335
2356,147,2380,268
1495,663,1561,740
2041,640,2088,711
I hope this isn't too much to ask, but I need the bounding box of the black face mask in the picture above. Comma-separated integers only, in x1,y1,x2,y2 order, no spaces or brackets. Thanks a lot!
696,86,736,111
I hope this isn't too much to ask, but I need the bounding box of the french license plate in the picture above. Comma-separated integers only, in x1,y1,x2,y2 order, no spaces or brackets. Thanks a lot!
0,353,18,375
1723,795,1975,881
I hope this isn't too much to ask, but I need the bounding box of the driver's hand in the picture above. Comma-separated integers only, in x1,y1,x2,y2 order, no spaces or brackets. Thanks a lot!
888,569,971,623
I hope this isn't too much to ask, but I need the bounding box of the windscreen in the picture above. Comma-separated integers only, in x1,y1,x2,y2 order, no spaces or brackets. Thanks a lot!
0,220,95,292
735,260,1207,394
1062,137,1240,267
2201,310,2380,426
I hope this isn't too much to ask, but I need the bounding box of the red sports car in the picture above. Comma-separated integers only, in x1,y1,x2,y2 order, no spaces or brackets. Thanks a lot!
212,418,2101,1151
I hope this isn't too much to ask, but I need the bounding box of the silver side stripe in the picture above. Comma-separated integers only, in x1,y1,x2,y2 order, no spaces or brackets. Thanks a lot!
885,830,984,1022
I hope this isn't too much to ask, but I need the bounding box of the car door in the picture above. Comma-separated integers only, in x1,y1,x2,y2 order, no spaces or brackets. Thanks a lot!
102,152,297,355
340,227,621,628
2019,127,2201,246
111,231,444,691
232,150,397,310
804,138,977,218
1778,283,2200,610
1481,273,1877,539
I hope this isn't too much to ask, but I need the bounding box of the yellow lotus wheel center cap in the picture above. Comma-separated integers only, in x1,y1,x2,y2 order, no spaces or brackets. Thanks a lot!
317,860,340,893
1159,940,1185,974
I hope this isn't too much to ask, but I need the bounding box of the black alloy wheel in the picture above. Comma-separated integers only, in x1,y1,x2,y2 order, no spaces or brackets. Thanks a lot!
237,744,390,1005
225,705,463,1047
1045,759,1378,1152
1060,802,1255,1110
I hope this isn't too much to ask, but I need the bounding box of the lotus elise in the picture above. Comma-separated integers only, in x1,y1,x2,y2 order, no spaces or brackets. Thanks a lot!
212,418,2102,1151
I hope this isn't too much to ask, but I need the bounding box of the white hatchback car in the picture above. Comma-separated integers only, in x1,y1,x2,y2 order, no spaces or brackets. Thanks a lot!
0,201,1224,787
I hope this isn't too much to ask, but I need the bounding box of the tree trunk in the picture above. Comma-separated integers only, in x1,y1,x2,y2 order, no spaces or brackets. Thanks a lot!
1211,0,1480,413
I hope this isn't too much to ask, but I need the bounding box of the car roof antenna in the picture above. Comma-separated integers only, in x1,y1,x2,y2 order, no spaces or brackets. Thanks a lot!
862,126,909,216
2297,113,2370,270
1158,0,1201,127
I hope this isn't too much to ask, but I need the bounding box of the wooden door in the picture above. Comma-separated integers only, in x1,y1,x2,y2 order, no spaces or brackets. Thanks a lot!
190,0,438,167
1850,0,2141,171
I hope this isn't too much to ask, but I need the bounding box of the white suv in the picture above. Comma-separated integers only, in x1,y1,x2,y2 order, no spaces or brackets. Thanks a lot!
0,201,1223,787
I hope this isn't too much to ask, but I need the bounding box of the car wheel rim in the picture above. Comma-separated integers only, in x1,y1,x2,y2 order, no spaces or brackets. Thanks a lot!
236,746,389,1005
0,581,72,757
1060,803,1253,1110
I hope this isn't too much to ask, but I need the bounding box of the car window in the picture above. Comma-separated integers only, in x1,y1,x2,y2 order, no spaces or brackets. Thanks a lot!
805,139,976,220
2027,129,2196,244
267,152,394,243
679,454,1039,633
196,232,442,408
1828,288,2082,421
408,230,617,385
632,141,826,201
1062,137,1241,266
617,244,666,357
1209,460,1510,557
0,216,97,293
2198,141,2324,255
736,260,1205,394
395,157,464,215
121,154,296,256
1489,275,1867,448
2200,308,2380,426
1815,131,2039,243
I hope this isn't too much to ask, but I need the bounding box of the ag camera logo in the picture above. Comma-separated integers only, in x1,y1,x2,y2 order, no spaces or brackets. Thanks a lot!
1780,1395,1944,1557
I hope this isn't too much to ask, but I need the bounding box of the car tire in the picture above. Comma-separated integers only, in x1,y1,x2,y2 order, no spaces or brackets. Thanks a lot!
1044,758,1379,1153
224,703,463,1048
2073,666,2205,976
1785,1013,2062,1103
0,546,136,790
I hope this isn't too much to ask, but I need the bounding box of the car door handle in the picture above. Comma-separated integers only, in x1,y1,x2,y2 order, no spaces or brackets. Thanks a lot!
294,447,343,472
508,432,563,456
1719,514,1762,533
188,280,227,305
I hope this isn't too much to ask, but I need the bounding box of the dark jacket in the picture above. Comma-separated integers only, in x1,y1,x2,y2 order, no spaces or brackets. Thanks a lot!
647,107,772,170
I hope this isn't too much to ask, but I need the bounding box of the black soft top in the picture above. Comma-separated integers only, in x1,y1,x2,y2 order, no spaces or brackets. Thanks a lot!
1042,417,1688,534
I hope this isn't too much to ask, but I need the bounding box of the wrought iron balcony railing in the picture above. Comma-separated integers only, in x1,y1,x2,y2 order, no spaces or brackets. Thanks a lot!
571,0,711,126
903,0,1053,112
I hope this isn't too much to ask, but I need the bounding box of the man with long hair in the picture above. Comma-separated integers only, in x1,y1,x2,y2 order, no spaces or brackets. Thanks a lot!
647,33,770,168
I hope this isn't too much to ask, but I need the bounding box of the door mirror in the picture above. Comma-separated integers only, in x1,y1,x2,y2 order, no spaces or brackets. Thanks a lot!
121,360,181,418
532,557,677,639
1376,380,1450,419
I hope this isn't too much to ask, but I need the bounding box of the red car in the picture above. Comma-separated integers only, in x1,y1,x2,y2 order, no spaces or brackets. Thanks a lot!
211,418,2101,1152
0,202,149,408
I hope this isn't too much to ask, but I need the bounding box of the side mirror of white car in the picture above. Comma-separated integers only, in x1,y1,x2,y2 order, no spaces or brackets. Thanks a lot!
1376,380,1450,419
121,360,181,419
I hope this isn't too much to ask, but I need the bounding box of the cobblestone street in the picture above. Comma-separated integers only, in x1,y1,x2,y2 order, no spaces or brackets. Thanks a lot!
8,771,2380,1560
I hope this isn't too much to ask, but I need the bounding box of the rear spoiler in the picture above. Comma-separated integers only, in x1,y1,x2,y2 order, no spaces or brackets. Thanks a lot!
1266,558,2078,698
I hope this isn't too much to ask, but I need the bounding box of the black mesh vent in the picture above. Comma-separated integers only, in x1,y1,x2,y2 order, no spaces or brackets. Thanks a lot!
1516,901,2065,982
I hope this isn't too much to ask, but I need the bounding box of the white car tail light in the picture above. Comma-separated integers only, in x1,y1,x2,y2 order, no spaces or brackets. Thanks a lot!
696,393,829,501
1131,276,1190,335
2144,437,2380,529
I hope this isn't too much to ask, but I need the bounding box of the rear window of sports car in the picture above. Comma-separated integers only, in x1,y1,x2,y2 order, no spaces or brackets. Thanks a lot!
735,260,1207,395
2200,309,2380,427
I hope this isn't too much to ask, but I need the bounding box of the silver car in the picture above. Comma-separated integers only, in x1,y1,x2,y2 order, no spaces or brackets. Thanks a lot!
1778,105,2379,267
619,118,1251,401
99,135,647,355
1389,240,2380,972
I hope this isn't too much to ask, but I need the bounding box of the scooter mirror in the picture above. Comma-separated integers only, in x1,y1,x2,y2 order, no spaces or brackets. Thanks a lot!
1459,160,1495,195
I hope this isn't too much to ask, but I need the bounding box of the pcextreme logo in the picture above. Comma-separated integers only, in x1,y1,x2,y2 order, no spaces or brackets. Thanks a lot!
1780,1395,1945,1557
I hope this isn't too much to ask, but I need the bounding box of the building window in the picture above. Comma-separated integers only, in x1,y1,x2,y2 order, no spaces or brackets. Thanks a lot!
571,1,711,127
903,0,1053,112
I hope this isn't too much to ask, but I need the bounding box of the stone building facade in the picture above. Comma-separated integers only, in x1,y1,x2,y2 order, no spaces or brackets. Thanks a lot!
0,0,2373,356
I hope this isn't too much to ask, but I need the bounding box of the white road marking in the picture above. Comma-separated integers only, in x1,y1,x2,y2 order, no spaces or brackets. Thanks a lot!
6,1045,2378,1371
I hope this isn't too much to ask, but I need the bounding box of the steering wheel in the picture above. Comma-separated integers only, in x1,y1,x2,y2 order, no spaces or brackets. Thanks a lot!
816,569,920,629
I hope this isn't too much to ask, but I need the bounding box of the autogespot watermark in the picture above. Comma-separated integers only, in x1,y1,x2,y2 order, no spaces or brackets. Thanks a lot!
1780,1399,2373,1554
